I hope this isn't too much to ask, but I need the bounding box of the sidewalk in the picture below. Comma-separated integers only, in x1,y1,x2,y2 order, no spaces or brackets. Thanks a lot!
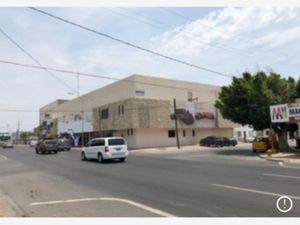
0,187,25,217
259,151,300,165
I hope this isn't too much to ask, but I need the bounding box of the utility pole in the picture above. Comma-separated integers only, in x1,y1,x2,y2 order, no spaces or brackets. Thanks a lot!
77,73,84,147
17,120,20,144
173,98,180,149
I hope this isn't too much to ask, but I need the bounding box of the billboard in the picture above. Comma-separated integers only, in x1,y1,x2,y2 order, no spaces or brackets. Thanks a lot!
170,101,216,128
270,103,300,123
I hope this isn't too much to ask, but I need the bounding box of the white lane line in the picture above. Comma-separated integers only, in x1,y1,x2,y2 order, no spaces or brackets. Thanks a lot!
263,173,300,180
30,197,175,217
0,154,8,160
211,184,300,201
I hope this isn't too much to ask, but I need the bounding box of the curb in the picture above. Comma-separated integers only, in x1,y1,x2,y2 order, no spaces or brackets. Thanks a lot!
258,155,300,166
0,186,27,217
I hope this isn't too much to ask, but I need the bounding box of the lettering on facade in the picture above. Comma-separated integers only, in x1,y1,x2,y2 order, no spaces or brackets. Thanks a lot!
135,89,145,96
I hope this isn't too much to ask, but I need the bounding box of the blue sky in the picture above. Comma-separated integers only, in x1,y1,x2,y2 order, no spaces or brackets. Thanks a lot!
0,7,300,132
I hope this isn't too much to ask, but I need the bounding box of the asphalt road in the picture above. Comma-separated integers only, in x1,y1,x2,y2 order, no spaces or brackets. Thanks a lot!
0,145,299,217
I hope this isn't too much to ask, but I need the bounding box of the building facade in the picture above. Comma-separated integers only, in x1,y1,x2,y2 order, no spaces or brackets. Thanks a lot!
38,75,238,148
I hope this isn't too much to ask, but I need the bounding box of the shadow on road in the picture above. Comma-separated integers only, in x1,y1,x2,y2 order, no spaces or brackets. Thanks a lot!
214,148,263,158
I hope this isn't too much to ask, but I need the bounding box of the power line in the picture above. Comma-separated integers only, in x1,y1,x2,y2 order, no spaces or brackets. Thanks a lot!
161,8,293,61
0,26,76,93
28,7,233,79
0,59,223,94
118,7,275,65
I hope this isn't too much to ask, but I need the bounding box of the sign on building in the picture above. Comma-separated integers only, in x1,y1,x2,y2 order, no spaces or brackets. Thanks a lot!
170,101,216,128
270,103,300,123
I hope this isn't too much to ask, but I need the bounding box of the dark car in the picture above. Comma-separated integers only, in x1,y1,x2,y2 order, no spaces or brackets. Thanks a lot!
220,137,238,146
57,139,71,151
200,136,237,147
35,139,59,154
200,136,224,147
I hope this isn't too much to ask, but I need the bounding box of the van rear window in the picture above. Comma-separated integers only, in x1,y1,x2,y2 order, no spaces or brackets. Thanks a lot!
108,139,125,146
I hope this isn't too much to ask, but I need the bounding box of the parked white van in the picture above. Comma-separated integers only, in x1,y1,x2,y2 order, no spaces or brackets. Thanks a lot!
81,137,128,163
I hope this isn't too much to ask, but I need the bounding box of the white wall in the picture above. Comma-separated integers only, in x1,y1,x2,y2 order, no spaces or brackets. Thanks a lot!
132,127,233,149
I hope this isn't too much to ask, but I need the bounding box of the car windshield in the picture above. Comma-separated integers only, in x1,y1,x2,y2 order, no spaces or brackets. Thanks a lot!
108,139,125,146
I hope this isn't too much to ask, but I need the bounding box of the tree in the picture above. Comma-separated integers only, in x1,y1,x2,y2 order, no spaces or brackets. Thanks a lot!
215,71,300,151
20,132,34,144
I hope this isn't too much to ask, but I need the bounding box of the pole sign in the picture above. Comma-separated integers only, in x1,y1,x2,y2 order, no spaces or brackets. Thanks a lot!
270,103,300,123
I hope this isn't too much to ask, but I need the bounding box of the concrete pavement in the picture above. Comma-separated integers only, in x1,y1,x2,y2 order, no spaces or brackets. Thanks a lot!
0,145,300,217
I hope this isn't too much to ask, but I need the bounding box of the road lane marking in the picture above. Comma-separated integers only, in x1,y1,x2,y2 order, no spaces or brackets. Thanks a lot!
211,184,300,201
30,197,175,217
0,154,8,160
263,173,300,180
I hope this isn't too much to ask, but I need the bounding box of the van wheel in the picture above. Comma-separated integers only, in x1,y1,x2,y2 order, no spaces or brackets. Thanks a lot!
81,152,87,161
97,153,104,163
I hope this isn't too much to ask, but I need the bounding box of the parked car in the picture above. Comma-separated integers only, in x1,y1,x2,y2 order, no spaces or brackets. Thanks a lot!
29,140,38,147
2,142,13,149
81,137,128,163
200,136,224,147
200,136,237,147
35,139,59,154
57,139,71,151
252,137,271,153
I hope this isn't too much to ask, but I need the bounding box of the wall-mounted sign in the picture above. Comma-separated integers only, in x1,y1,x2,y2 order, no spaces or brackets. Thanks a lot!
270,103,300,123
135,89,145,96
170,101,216,128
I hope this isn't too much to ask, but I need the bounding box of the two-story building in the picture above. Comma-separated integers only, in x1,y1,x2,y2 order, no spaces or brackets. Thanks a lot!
38,74,238,148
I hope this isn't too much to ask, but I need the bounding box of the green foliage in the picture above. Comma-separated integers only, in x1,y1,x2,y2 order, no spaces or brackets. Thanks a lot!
215,71,299,131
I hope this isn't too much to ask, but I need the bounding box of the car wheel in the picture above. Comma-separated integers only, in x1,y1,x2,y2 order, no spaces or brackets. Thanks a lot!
253,150,257,153
81,152,87,161
54,151,58,154
35,149,39,154
119,158,126,162
97,153,104,163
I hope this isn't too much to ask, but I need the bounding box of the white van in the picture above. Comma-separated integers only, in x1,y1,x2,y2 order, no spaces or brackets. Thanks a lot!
81,137,128,163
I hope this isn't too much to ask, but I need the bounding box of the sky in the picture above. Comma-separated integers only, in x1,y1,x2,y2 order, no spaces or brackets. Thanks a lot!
0,7,300,132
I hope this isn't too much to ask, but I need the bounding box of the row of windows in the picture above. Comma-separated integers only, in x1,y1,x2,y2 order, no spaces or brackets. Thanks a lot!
168,129,196,138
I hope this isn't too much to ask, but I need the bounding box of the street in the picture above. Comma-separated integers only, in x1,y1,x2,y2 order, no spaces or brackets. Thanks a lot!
0,144,299,217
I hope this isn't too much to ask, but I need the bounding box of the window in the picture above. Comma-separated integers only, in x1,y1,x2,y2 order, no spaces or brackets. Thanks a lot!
168,130,175,138
121,105,124,115
92,139,105,146
100,109,109,119
183,130,186,137
192,130,195,137
118,106,121,115
108,138,125,146
131,128,134,136
127,129,130,136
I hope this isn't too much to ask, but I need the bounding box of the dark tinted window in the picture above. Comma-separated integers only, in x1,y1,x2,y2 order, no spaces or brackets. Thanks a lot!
92,139,105,146
100,109,109,119
168,130,175,138
108,139,125,146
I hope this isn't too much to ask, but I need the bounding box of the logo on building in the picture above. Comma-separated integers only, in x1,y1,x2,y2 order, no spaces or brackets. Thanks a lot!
270,104,289,123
